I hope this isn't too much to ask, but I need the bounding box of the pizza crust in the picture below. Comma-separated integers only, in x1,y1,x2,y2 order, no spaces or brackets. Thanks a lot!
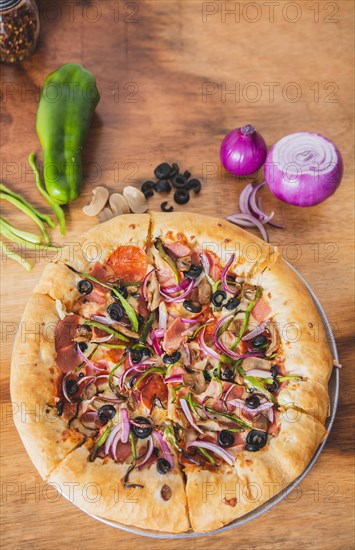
11,212,333,534
48,444,190,533
10,293,85,480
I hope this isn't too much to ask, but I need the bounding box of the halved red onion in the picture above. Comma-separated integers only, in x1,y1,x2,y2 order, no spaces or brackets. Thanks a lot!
141,268,157,301
138,436,154,470
226,213,269,242
199,327,221,360
150,329,163,355
221,253,236,295
153,429,174,469
164,374,183,384
186,440,235,466
242,321,267,341
80,410,98,430
158,302,167,331
120,407,130,443
180,399,204,434
246,368,271,378
75,343,106,372
104,423,121,455
160,279,194,302
91,314,117,326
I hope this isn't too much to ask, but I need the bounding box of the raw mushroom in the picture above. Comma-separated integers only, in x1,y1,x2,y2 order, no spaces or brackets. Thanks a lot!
98,207,115,222
82,186,109,217
123,186,148,214
109,193,130,215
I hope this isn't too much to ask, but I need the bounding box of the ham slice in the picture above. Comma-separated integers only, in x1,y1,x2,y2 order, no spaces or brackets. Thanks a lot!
252,297,271,323
55,314,82,372
162,318,187,354
165,242,191,258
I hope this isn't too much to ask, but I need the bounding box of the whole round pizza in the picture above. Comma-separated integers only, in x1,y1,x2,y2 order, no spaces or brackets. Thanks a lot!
11,212,333,533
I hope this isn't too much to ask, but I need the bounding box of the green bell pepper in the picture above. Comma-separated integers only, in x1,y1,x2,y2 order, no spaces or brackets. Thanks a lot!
36,63,100,205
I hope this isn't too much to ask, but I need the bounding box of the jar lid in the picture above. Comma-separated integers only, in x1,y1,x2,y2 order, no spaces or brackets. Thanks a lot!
0,0,23,12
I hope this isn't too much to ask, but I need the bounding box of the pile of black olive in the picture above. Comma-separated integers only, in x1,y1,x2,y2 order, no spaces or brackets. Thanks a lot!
141,162,202,212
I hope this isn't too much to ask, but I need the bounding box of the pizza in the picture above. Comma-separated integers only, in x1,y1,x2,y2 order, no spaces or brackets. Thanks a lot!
11,212,333,533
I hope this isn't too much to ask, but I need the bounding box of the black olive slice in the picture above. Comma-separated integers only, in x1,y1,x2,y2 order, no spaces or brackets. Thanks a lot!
154,163,173,180
270,365,279,379
107,303,124,321
218,430,235,448
174,189,190,204
157,458,172,475
225,297,240,311
222,367,234,381
111,286,128,300
155,180,172,193
98,405,116,424
187,178,201,194
161,201,174,212
183,300,202,313
57,400,64,416
252,335,268,349
172,174,188,189
211,290,227,307
77,280,93,295
162,351,181,364
267,380,279,393
245,395,261,409
66,379,79,396
77,341,88,353
185,264,203,279
245,429,267,452
131,417,152,439
143,188,154,199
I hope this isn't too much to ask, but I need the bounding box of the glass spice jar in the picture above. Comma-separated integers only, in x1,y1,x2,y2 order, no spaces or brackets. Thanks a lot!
0,0,40,63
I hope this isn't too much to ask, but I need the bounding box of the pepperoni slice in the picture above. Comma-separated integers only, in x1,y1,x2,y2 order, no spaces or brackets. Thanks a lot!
140,374,168,411
107,245,148,282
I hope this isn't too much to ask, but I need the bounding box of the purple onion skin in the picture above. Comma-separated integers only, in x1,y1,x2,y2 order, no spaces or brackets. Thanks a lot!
220,126,267,176
264,133,344,207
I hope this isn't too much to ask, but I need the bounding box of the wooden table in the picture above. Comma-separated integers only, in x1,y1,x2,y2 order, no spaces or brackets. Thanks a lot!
1,1,354,548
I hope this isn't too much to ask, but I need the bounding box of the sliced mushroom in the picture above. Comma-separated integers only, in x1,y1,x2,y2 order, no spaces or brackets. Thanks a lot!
198,277,212,305
196,419,221,432
113,323,140,340
145,270,161,311
83,186,109,217
74,324,93,343
265,322,280,357
242,356,271,371
252,413,270,432
98,206,115,222
123,186,148,214
182,371,206,395
109,193,130,215
176,255,192,272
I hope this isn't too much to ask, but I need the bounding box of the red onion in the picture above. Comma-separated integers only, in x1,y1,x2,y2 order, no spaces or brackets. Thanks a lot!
180,399,204,434
92,334,114,343
162,278,191,295
154,328,165,338
246,368,271,378
160,279,194,302
141,269,156,301
112,428,123,461
186,440,235,466
153,430,174,469
221,253,236,294
75,343,106,372
138,436,154,470
212,315,264,360
264,132,343,206
199,327,221,360
242,321,267,341
120,407,130,443
165,374,183,384
158,302,167,331
226,213,269,242
104,423,121,455
150,329,163,355
220,124,267,176
118,363,149,388
91,315,117,326
77,375,95,387
183,343,191,366
181,316,202,325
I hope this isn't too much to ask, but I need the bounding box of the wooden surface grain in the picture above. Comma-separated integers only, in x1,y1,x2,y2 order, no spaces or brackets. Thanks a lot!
0,1,354,548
